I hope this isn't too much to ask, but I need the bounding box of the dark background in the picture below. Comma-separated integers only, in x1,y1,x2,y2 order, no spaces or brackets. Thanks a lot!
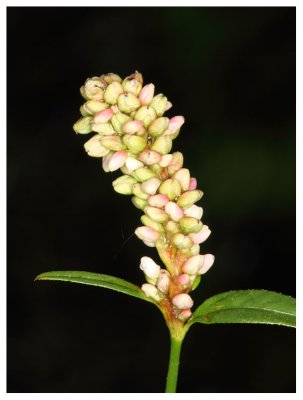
7,7,296,393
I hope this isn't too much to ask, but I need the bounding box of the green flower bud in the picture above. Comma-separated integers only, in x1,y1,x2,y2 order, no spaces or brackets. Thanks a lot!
83,77,107,101
101,73,122,84
131,196,147,210
164,220,180,235
104,82,124,105
91,122,115,135
177,190,204,208
84,134,110,157
111,112,131,134
148,117,170,137
171,233,193,249
112,175,137,195
179,217,203,234
151,136,172,155
73,116,92,134
80,105,88,116
150,94,168,116
145,206,169,224
133,168,156,182
133,183,149,200
118,93,141,114
141,215,164,233
122,134,147,154
158,178,181,201
84,100,109,114
101,135,126,151
134,106,157,127
122,77,142,96
167,152,184,175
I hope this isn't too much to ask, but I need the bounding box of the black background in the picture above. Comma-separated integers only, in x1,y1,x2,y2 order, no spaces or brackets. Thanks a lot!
7,7,296,393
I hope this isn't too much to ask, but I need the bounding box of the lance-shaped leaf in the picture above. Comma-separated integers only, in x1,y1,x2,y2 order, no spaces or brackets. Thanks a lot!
35,270,159,307
189,290,296,328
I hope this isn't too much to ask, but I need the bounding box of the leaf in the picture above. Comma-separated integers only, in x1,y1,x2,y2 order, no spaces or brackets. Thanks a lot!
35,270,159,306
189,290,296,328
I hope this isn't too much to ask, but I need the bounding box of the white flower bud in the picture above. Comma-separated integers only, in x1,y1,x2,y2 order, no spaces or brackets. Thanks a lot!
140,256,161,285
156,270,170,294
199,254,215,275
172,293,194,309
141,283,161,301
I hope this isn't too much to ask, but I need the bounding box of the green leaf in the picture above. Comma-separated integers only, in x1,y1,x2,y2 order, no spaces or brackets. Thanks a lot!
189,290,296,328
35,270,158,306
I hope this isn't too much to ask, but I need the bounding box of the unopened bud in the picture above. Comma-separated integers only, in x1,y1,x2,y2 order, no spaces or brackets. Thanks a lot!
189,177,197,190
168,116,185,134
151,136,173,155
165,101,173,111
134,106,157,127
139,149,162,165
159,154,173,167
172,293,194,310
84,100,108,114
179,217,203,234
141,283,161,302
190,225,211,244
135,226,160,243
145,206,169,224
122,134,146,154
124,157,144,173
133,183,149,200
122,120,144,134
150,94,168,116
165,202,184,222
118,93,141,114
184,205,203,220
171,233,193,249
139,83,155,106
148,194,169,208
156,270,170,294
140,256,161,285
141,215,164,233
132,196,147,210
112,174,137,195
165,220,180,235
182,254,204,275
143,240,156,248
101,73,122,84
91,122,115,135
93,108,114,124
101,135,125,151
172,168,190,191
178,309,192,322
167,152,184,175
107,150,127,171
103,81,124,104
122,77,142,96
158,178,181,201
73,116,92,134
84,135,110,158
199,254,215,274
190,244,200,256
177,190,203,209
148,117,170,137
177,274,191,286
111,112,131,134
133,168,156,182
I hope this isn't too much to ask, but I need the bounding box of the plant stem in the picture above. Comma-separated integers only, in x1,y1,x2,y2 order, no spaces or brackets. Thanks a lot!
165,335,184,393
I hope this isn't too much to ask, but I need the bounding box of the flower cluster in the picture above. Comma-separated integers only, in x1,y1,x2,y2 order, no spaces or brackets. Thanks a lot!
73,71,214,322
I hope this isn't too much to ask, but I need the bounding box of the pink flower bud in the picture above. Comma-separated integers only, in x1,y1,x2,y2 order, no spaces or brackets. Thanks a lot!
157,270,170,294
199,254,215,275
177,274,190,286
122,120,144,134
139,149,162,165
141,283,161,301
148,194,169,208
189,177,197,190
141,177,161,195
107,150,127,172
168,116,185,134
178,309,192,321
159,154,173,167
190,225,211,244
140,256,161,284
173,168,190,191
165,202,184,222
182,254,205,275
184,205,203,219
135,226,160,243
124,157,144,173
139,83,155,106
143,240,156,248
93,108,114,124
172,293,194,310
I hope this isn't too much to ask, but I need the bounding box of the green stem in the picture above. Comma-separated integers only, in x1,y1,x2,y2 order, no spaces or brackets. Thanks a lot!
165,335,184,393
